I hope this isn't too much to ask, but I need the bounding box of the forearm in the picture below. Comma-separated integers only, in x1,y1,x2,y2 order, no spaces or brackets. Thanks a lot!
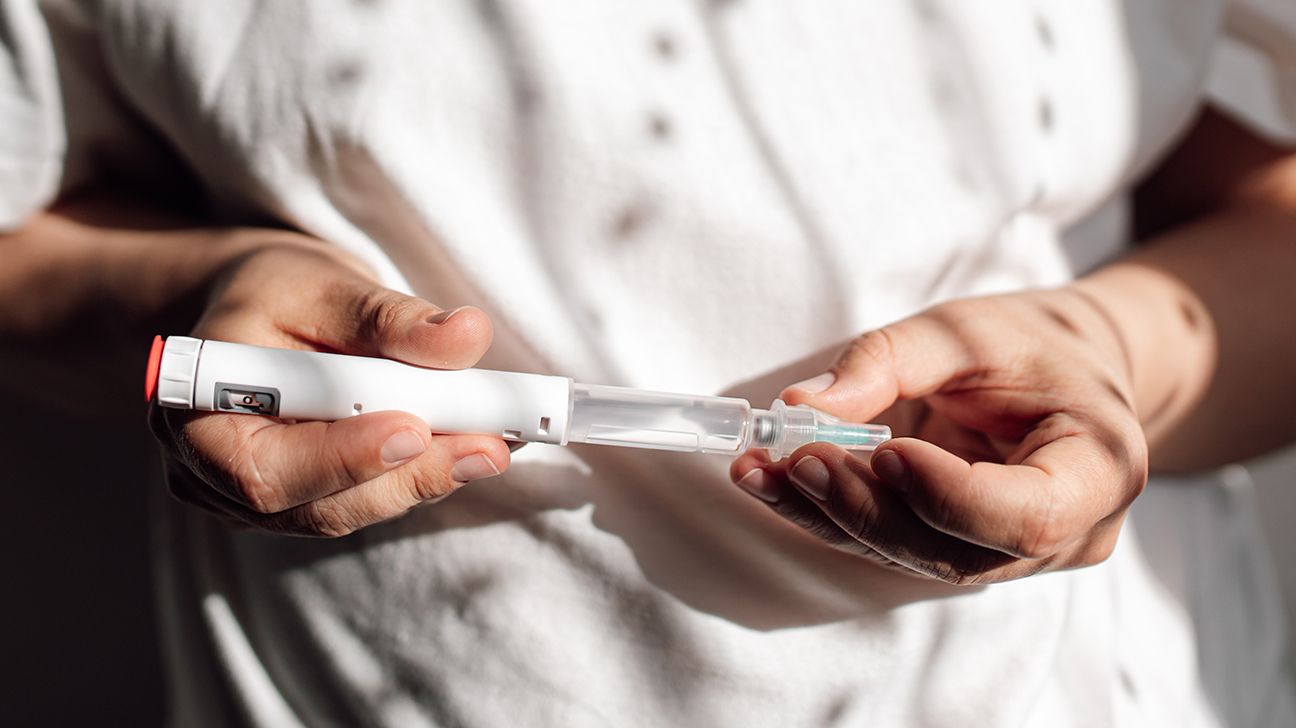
1075,158,1296,471
0,189,324,413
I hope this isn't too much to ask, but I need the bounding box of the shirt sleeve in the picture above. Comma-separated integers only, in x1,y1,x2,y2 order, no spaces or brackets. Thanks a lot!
1207,0,1296,142
0,0,64,230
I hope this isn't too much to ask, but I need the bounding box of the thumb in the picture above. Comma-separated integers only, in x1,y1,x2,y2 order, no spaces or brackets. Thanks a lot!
313,284,494,370
779,313,974,422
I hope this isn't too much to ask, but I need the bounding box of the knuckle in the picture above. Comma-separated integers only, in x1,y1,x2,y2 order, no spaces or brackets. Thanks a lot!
1013,476,1082,559
1077,531,1120,567
409,468,456,502
1017,510,1069,559
841,328,905,398
930,298,989,327
929,561,980,586
924,480,962,533
323,428,366,489
237,478,280,515
928,553,1003,586
848,543,902,568
844,496,883,545
1127,440,1151,496
774,502,845,545
1097,421,1150,496
363,290,421,340
300,501,359,539
174,417,280,510
171,419,210,470
233,449,282,514
849,328,898,370
1079,542,1116,567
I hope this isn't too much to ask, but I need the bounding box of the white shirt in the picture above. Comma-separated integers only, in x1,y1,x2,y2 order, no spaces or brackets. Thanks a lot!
5,1,1296,725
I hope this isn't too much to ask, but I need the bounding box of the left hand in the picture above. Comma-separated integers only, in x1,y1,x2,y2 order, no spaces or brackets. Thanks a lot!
729,288,1149,584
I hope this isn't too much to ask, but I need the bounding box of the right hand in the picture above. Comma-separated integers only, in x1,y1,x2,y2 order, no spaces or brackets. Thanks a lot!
149,234,511,537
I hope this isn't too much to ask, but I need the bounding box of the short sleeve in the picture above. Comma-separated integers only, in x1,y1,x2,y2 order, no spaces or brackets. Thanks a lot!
1207,0,1296,143
0,0,64,230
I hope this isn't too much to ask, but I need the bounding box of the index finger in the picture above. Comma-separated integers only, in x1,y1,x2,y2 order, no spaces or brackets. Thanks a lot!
163,406,434,514
762,444,1021,582
870,416,1147,559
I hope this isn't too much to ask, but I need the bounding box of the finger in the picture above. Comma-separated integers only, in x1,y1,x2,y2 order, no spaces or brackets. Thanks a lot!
162,457,279,534
732,450,841,539
197,245,494,369
731,449,779,501
780,310,975,422
153,403,247,522
869,424,1142,559
265,434,510,537
731,451,908,565
167,407,433,514
306,281,494,369
777,444,1023,583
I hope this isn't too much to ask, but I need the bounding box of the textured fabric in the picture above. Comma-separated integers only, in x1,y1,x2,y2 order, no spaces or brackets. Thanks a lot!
5,1,1296,726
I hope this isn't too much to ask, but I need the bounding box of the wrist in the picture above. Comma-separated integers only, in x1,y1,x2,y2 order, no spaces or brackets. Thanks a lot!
1070,262,1215,449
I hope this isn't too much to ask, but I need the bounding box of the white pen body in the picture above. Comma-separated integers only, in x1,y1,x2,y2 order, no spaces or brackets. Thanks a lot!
154,337,573,445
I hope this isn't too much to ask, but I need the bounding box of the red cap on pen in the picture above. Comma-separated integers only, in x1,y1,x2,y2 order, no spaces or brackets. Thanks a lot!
145,335,164,402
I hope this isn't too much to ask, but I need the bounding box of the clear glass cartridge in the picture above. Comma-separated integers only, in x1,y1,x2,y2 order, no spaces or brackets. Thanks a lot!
566,383,890,460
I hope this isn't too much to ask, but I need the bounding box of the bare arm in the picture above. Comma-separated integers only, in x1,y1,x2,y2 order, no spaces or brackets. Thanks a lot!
728,106,1296,583
0,190,270,412
1078,107,1296,470
0,188,509,536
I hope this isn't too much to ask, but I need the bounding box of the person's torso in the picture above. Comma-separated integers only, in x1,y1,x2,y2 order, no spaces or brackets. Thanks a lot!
87,1,1266,725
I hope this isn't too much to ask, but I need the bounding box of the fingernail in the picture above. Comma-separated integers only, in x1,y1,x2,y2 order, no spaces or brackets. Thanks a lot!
873,450,910,489
451,453,501,483
381,430,427,464
789,456,831,501
735,468,780,503
426,307,462,325
790,372,835,394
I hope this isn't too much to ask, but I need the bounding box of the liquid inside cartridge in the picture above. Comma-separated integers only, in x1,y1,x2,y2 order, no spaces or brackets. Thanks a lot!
565,383,890,459
566,384,751,453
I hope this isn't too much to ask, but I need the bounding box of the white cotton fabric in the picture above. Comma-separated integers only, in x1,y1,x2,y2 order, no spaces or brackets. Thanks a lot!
5,1,1296,726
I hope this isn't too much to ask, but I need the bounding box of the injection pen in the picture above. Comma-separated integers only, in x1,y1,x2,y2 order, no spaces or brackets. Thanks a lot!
145,336,890,460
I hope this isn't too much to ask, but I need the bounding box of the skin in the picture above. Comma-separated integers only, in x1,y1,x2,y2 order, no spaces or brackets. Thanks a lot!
152,243,512,536
0,193,510,537
730,108,1296,583
1,108,1292,557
